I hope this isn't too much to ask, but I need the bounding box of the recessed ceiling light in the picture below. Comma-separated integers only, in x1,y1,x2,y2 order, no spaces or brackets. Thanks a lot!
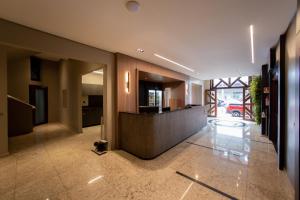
154,53,194,72
250,25,255,64
88,175,103,184
126,1,140,13
137,48,144,53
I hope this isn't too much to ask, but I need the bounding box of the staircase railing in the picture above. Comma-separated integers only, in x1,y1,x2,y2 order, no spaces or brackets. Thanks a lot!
7,95,36,137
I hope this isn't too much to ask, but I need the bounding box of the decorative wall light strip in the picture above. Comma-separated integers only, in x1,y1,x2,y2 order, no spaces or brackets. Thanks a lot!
250,25,255,64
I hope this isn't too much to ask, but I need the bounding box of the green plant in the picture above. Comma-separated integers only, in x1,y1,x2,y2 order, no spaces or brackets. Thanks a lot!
250,76,262,124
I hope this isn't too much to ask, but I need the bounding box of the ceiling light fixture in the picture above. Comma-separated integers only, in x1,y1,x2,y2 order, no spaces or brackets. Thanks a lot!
154,53,194,72
137,48,144,53
250,25,255,64
126,1,140,13
88,175,103,184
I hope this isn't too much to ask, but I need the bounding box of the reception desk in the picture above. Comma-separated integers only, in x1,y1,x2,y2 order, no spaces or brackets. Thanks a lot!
119,106,207,159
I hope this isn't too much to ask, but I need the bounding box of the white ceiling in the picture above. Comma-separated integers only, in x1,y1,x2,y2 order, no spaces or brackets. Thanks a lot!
0,0,296,80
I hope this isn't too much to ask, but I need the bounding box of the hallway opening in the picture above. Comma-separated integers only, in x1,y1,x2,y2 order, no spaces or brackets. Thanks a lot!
2,44,108,155
205,76,254,121
81,68,104,129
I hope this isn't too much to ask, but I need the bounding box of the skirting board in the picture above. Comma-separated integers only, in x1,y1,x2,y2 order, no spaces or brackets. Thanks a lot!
0,152,10,157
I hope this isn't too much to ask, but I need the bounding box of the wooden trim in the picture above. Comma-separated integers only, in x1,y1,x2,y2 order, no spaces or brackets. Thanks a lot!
210,76,250,89
205,89,217,117
214,79,223,88
230,77,241,87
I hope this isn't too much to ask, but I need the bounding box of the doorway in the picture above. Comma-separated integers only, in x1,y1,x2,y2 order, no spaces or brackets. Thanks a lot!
205,76,254,121
217,88,243,119
29,85,48,125
81,69,103,128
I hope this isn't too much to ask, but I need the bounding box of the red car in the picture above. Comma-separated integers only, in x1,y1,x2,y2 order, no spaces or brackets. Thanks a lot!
226,103,244,117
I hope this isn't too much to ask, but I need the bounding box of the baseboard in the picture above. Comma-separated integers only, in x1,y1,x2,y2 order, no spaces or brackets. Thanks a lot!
0,151,10,157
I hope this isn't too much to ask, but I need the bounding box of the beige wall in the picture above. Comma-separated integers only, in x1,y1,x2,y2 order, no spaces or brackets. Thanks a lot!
59,59,104,133
59,59,81,133
7,58,60,122
82,73,103,85
41,60,60,122
204,80,211,91
0,19,116,149
0,48,8,156
7,58,30,102
191,83,202,105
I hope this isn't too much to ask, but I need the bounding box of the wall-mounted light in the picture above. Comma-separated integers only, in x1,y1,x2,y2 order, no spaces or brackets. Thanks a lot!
125,71,130,93
186,83,189,95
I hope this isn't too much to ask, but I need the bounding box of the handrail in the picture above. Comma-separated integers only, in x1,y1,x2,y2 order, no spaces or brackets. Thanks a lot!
7,95,36,109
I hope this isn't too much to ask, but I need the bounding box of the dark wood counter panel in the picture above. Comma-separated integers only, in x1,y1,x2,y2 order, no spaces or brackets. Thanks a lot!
119,106,207,159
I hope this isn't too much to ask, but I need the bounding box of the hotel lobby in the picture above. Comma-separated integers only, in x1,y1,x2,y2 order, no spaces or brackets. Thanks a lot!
0,1,299,200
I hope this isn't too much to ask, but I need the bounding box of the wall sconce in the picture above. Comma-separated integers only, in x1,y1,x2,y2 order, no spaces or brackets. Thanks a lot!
185,83,189,96
125,71,130,93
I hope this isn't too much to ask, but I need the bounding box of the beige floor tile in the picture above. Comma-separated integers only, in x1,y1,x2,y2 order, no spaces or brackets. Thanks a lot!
0,190,14,200
0,121,295,200
209,174,246,200
245,182,287,200
0,160,16,196
15,175,65,200
183,183,225,200
67,179,115,200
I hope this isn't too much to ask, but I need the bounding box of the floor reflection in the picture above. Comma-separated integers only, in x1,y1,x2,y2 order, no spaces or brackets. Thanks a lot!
0,121,294,200
191,119,254,166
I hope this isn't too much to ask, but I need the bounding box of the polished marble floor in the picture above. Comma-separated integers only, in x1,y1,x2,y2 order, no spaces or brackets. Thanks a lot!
0,120,295,200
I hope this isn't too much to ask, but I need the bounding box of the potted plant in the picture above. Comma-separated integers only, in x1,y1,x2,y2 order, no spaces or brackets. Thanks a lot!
250,76,262,125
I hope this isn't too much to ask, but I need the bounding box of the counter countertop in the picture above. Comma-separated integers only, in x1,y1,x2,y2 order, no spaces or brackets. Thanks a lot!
119,105,204,115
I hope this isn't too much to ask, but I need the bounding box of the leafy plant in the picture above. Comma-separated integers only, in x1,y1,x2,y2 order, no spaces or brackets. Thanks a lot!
250,76,262,124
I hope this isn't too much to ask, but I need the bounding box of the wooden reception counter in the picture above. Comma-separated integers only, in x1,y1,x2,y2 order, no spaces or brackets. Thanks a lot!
119,106,207,159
